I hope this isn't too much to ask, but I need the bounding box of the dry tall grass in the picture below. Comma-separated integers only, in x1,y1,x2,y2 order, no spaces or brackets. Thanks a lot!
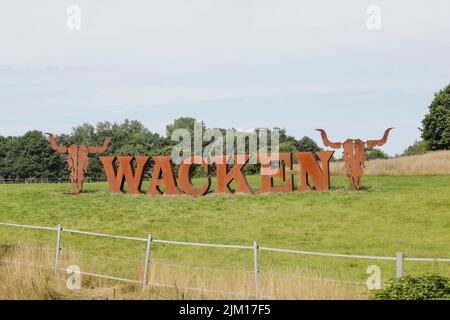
0,244,365,300
330,151,450,176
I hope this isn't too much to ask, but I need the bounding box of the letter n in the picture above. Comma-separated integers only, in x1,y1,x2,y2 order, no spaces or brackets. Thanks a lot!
100,156,149,194
295,151,334,191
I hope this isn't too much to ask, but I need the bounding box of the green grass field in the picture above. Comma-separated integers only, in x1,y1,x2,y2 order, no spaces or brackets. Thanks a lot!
1,175,450,296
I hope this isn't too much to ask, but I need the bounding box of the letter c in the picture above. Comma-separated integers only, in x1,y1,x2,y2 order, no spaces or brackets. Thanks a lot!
178,156,211,196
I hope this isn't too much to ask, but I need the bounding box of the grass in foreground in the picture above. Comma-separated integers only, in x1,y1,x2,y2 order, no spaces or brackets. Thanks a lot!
0,175,450,299
0,244,360,300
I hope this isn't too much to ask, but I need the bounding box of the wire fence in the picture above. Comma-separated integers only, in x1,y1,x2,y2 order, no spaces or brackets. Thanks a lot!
0,178,106,184
1,221,450,298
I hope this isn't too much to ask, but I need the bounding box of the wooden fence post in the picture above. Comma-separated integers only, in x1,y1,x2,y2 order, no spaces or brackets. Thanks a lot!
143,234,152,290
253,241,260,299
54,224,62,276
396,252,404,279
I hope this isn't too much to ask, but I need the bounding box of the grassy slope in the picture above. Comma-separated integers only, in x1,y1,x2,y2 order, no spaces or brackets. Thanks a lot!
1,175,450,285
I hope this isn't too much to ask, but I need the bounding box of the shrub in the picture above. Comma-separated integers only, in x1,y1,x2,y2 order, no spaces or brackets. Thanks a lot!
421,83,450,150
371,274,450,300
365,148,389,160
402,140,429,156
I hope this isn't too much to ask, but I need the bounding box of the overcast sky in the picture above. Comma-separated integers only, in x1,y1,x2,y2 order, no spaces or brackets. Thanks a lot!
0,0,449,155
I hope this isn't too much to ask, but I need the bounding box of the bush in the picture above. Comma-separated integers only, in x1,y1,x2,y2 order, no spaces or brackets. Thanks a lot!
402,140,429,156
421,83,450,150
371,274,450,300
365,148,389,160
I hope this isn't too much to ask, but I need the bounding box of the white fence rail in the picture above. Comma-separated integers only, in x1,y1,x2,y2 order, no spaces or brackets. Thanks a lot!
1,221,450,298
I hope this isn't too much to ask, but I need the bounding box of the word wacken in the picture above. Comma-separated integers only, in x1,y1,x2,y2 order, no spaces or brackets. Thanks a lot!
100,152,333,196
46,126,393,195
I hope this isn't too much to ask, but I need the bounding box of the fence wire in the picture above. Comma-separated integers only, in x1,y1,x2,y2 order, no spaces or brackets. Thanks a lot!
2,221,450,299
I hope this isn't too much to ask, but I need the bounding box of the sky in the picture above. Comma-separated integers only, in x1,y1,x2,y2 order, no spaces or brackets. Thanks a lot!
0,0,449,156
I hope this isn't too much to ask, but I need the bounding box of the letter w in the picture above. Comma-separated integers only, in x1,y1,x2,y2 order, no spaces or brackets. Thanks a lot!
100,156,149,194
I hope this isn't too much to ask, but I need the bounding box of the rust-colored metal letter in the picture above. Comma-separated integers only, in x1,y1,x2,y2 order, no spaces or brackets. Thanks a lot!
259,153,294,193
147,156,181,196
178,156,211,196
100,156,149,194
213,155,254,194
295,151,334,191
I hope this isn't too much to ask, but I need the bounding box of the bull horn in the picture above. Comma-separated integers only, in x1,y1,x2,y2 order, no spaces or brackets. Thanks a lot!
88,137,111,154
366,128,394,148
45,133,67,154
315,129,342,149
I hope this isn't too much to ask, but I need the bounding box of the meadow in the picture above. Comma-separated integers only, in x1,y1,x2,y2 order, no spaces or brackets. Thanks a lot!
1,164,450,299
330,150,450,176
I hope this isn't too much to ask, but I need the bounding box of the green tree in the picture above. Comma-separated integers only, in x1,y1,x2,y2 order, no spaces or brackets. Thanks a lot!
68,119,167,179
421,83,450,150
0,136,8,179
365,148,389,160
1,131,66,180
166,117,205,140
294,136,322,152
402,140,428,156
0,119,325,181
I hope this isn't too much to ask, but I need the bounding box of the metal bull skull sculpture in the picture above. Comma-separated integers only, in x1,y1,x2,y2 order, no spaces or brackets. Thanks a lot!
46,133,111,194
316,128,394,191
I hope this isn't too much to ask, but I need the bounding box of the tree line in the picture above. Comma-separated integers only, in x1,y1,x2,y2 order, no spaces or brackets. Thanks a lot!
2,81,448,181
0,118,322,180
403,83,450,156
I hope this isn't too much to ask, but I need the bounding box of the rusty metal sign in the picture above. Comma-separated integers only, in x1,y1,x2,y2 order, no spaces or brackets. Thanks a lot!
47,128,393,195
98,151,334,196
316,128,394,191
46,133,110,194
